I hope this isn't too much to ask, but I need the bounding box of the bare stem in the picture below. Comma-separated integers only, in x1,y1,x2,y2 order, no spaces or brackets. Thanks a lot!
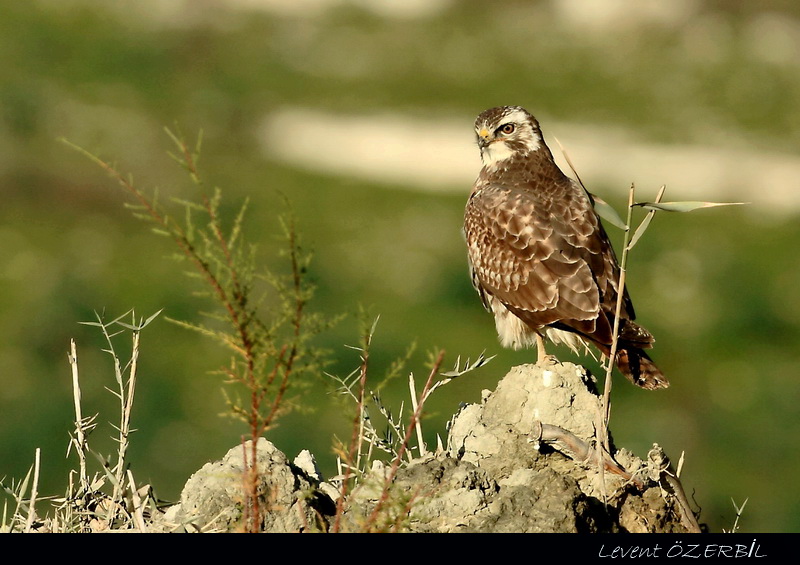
408,374,426,458
24,448,41,533
68,340,88,489
332,331,371,533
596,185,635,504
105,321,141,506
126,470,147,531
601,185,636,437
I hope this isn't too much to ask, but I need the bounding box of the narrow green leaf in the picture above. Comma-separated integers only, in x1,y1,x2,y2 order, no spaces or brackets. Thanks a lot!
108,310,134,325
16,465,33,503
142,309,164,328
627,185,666,250
592,194,628,230
633,201,747,212
628,210,656,251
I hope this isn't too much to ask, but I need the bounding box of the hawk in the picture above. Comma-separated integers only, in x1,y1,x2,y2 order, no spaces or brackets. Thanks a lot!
464,106,668,390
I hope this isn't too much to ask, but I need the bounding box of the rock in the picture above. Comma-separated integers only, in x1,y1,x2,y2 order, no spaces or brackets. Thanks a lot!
155,437,335,532
155,362,700,533
342,362,698,533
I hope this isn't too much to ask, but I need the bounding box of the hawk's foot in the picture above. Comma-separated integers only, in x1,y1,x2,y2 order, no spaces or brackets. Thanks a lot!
534,333,557,365
536,354,560,367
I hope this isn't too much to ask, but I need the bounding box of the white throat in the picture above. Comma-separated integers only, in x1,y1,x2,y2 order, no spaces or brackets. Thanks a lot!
479,134,540,168
480,141,516,168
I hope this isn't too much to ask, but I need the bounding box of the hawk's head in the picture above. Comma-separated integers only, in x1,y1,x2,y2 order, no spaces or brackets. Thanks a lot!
474,106,543,168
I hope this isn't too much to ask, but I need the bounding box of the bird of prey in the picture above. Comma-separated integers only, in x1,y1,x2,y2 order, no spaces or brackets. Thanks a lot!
464,106,668,390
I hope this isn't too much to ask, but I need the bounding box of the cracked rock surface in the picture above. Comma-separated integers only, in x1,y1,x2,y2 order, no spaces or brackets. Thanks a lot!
154,362,698,533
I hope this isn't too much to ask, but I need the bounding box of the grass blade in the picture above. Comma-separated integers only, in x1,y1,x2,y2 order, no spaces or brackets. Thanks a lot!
633,201,746,212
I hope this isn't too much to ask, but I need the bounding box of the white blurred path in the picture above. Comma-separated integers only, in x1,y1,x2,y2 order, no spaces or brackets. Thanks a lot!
261,108,800,214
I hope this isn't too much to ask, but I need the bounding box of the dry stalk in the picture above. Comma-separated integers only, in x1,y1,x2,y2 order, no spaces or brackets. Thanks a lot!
126,470,147,531
24,448,41,533
362,350,445,531
68,339,89,490
600,184,636,441
112,327,140,504
331,331,371,533
408,374,426,458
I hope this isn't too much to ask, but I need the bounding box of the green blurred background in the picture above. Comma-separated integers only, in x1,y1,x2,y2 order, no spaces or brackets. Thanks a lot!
2,0,799,532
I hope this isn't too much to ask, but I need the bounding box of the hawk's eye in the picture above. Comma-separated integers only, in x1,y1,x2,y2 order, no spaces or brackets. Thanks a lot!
498,123,515,135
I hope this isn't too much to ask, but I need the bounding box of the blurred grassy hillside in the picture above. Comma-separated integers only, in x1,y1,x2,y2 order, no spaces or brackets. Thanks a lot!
1,0,799,532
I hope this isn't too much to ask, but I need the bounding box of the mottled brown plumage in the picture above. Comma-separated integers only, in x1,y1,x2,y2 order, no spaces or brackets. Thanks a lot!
465,106,667,389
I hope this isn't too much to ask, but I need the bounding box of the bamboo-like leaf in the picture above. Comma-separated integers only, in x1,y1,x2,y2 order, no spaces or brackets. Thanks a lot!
628,185,667,251
12,465,33,506
628,212,655,251
632,201,746,212
592,194,628,230
142,309,164,328
116,309,163,331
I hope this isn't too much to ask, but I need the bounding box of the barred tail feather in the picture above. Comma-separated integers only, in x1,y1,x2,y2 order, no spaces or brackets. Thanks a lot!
615,346,669,390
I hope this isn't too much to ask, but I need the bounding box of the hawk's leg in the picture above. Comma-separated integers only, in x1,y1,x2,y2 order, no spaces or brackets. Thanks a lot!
535,333,548,364
535,333,559,365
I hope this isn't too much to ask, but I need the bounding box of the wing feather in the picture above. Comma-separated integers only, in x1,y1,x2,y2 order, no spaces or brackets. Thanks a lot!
465,180,634,346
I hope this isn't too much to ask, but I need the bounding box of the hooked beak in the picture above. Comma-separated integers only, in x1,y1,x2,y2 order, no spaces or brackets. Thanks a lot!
476,127,491,149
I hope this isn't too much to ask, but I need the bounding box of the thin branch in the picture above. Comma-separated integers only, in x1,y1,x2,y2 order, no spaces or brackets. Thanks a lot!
332,331,371,533
363,350,445,531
